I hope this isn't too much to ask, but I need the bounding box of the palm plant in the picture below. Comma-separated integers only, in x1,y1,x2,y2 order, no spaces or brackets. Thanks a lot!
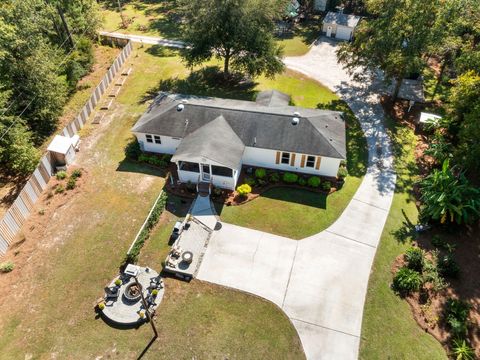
420,159,480,224
451,339,475,360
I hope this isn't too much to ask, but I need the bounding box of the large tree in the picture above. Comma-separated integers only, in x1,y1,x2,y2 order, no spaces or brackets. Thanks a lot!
337,0,439,99
180,0,286,78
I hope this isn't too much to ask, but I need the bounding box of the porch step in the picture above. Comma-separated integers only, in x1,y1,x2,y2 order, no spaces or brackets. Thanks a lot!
197,182,210,197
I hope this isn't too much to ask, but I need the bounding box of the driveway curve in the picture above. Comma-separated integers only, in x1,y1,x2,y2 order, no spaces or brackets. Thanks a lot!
197,37,396,359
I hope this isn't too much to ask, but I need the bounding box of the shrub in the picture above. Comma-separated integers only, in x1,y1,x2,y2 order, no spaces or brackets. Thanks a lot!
340,159,347,167
322,181,332,191
392,267,423,294
307,176,321,188
56,171,67,180
0,261,14,273
422,252,447,291
451,339,475,360
283,172,298,183
404,247,424,272
66,177,76,190
298,177,307,186
437,253,460,278
236,184,252,197
244,176,256,187
257,178,267,186
445,298,470,339
125,139,142,160
71,169,82,179
255,168,267,179
337,167,348,179
55,184,65,194
431,234,448,250
268,172,280,183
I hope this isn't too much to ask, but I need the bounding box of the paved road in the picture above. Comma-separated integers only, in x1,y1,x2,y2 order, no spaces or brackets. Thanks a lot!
198,37,396,360
99,31,185,48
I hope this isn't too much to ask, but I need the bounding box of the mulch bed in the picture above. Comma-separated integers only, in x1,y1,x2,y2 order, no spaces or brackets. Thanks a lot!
383,95,480,357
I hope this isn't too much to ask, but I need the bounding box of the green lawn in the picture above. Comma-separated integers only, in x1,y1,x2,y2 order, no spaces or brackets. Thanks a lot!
0,44,310,359
216,100,368,239
359,118,447,359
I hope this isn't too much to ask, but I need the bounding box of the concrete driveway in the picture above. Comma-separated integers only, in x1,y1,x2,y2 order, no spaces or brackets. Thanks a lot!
197,37,397,360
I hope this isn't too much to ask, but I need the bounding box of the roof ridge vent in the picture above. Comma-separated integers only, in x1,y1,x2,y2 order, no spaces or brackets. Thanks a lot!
293,111,301,116
177,103,185,111
292,117,300,126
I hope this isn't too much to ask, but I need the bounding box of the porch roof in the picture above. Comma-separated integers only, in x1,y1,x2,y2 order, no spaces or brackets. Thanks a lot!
171,115,245,170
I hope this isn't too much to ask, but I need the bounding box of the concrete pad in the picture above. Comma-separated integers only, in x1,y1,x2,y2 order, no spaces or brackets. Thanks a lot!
292,319,360,360
352,170,396,211
283,232,375,336
197,223,297,307
325,199,389,248
190,195,218,230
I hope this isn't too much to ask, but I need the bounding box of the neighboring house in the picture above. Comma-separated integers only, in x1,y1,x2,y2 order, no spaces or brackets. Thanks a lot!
313,0,328,12
131,90,346,190
322,11,361,41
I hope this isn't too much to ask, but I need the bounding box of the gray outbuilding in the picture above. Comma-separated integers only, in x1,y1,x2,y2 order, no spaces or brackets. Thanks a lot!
322,11,361,41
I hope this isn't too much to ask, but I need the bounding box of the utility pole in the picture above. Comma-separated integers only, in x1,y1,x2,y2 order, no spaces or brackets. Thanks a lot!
134,276,158,338
57,5,75,49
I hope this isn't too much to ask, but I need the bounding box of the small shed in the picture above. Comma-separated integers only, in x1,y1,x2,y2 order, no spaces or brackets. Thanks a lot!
322,12,361,41
47,135,76,167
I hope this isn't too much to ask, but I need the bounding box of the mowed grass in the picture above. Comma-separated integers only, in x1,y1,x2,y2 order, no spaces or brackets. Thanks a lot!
359,118,446,359
0,44,306,359
216,100,367,239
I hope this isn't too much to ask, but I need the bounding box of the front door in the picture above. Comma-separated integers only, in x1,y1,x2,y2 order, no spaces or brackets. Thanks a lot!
201,164,210,181
326,26,332,38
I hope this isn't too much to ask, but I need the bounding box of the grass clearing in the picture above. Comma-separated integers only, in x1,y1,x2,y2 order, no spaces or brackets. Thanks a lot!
0,44,308,359
359,117,446,359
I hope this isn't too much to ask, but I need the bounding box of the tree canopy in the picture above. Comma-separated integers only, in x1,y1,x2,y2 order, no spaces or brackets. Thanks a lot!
180,0,286,78
0,0,100,175
337,0,440,99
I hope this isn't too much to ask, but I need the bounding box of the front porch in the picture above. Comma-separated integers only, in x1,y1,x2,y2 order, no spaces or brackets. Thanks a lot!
174,160,241,191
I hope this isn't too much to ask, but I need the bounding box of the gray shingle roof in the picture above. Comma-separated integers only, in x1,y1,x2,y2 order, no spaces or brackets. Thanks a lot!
171,115,245,169
132,91,346,159
323,12,361,28
255,89,291,107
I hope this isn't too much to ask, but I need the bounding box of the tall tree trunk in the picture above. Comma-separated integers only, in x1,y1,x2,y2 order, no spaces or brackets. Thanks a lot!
224,51,230,76
57,5,74,49
392,77,403,101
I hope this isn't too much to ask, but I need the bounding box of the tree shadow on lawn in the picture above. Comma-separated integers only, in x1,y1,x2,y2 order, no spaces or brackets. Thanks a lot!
145,45,178,58
143,0,184,39
317,99,369,178
116,158,166,177
139,66,258,104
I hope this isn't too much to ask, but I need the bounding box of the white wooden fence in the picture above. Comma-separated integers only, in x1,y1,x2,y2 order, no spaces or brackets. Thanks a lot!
0,41,133,256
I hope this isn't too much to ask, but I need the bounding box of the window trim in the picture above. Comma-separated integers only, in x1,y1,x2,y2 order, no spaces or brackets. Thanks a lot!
306,155,316,168
153,135,161,144
281,152,290,165
145,134,153,143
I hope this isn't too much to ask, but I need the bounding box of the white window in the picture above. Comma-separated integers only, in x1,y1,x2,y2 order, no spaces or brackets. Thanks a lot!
145,134,153,143
153,135,161,144
306,155,316,168
281,152,290,165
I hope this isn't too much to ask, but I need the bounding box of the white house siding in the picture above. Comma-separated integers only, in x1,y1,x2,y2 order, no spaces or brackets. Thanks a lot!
242,146,340,178
322,23,337,35
314,0,327,11
134,132,181,154
335,25,353,41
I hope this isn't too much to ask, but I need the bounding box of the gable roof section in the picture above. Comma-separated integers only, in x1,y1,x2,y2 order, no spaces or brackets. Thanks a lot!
171,116,245,169
323,12,361,28
255,90,291,107
132,92,346,159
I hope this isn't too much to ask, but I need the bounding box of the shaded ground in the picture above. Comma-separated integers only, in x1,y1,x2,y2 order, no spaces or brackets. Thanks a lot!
0,44,307,359
0,45,120,219
276,17,324,57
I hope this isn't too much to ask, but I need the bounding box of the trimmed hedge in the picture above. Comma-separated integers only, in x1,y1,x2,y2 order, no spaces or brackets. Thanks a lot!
283,172,298,183
255,168,267,179
237,183,252,197
307,176,321,187
124,191,168,264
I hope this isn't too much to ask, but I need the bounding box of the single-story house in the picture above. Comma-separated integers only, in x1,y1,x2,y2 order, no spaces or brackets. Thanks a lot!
322,11,361,41
131,90,346,190
313,0,328,12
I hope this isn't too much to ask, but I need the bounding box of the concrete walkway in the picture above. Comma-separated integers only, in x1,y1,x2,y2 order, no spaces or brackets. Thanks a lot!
198,37,396,360
190,194,219,230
